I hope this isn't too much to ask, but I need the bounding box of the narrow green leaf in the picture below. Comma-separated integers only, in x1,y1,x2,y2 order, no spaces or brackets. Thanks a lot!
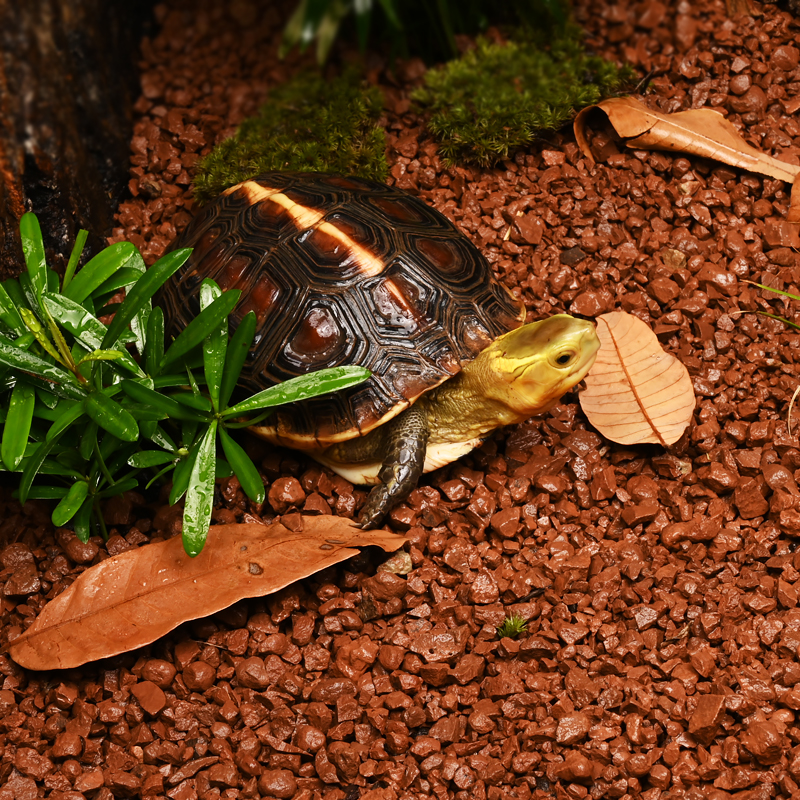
220,311,256,410
62,229,89,292
170,391,213,412
79,421,98,462
84,393,139,442
19,213,47,303
45,399,83,442
200,280,226,411
224,365,370,416
0,332,81,396
0,283,24,333
92,267,147,299
169,441,200,506
101,248,192,351
219,426,265,504
35,387,59,409
75,349,124,367
18,307,62,363
145,306,165,377
52,481,89,527
128,450,177,469
24,486,69,500
183,419,218,557
160,290,241,371
19,435,62,503
63,242,137,304
119,402,168,422
73,496,94,542
2,279,29,315
43,293,141,375
146,424,177,453
2,380,36,470
120,379,206,422
98,478,140,498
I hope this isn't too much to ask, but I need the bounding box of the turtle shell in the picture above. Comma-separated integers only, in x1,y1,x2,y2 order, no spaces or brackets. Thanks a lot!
159,172,524,446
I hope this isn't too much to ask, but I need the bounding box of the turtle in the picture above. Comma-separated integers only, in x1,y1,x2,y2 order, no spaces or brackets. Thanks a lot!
159,172,600,527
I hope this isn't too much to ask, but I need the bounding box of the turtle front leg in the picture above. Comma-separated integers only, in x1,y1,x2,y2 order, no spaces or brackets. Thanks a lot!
359,404,429,529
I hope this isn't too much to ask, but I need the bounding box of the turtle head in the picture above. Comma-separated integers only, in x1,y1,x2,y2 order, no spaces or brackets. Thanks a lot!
481,314,600,416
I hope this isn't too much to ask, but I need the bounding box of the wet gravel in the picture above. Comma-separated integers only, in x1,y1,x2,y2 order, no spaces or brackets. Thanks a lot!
2,0,800,797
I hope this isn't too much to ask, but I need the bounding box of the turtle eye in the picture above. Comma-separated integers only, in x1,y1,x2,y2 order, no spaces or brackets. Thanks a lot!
555,351,575,366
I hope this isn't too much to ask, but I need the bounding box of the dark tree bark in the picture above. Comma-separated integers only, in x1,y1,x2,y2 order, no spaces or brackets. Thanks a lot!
0,0,152,278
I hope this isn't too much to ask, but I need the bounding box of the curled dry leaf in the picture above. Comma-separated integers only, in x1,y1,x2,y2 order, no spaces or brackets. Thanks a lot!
574,96,800,184
580,311,695,446
7,519,405,670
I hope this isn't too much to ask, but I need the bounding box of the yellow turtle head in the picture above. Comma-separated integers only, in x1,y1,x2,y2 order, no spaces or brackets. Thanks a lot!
481,314,600,415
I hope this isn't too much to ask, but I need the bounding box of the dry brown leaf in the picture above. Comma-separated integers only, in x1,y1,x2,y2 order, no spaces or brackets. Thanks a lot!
574,96,800,184
580,311,695,446
8,519,405,670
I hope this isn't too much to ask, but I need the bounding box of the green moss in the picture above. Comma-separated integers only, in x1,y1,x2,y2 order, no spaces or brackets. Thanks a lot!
413,26,633,167
193,71,387,204
497,613,528,639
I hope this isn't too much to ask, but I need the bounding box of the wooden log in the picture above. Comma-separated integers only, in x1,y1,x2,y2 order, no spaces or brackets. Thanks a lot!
0,0,150,278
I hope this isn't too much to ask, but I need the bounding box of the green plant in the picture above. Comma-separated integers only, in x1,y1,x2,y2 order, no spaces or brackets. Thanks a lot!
497,613,528,639
281,0,567,65
413,29,631,167
192,71,386,205
0,213,369,556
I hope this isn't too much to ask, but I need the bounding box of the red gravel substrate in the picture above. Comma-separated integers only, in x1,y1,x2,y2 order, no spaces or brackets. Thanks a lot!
2,1,800,798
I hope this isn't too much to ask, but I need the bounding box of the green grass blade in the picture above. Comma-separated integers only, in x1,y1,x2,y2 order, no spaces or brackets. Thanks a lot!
200,280,227,411
219,426,265,504
19,213,47,303
2,380,36,470
746,281,800,303
182,419,218,557
84,392,139,442
160,290,240,371
63,242,137,304
51,481,90,527
101,248,192,351
220,311,256,411
224,365,370,416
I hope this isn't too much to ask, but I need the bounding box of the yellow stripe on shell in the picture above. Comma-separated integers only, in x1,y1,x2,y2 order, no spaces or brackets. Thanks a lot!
226,180,386,277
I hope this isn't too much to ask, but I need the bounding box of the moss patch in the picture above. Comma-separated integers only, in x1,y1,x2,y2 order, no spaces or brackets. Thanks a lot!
192,72,387,204
413,27,632,166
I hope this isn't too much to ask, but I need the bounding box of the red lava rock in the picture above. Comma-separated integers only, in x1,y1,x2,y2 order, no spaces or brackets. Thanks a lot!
556,751,594,783
235,656,271,689
268,476,305,513
183,660,216,691
468,569,500,604
555,712,591,745
734,478,769,519
131,680,167,715
140,658,177,687
688,694,726,745
361,570,407,600
257,769,297,798
741,720,785,765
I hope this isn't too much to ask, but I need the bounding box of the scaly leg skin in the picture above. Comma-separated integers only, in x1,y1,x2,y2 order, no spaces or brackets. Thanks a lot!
359,404,429,529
